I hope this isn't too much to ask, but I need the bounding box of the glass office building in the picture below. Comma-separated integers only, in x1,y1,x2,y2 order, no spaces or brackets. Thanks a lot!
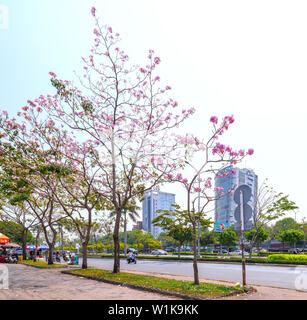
142,190,175,238
214,166,258,231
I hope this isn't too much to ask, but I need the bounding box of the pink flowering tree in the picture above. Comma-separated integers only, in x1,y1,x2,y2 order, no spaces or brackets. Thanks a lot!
28,7,194,273
0,105,109,268
166,115,254,285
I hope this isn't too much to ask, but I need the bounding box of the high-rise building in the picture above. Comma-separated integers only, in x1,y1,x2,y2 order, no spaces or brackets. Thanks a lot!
142,190,175,238
132,221,143,232
214,166,258,231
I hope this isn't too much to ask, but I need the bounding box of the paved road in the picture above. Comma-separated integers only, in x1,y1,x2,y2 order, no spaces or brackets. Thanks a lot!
84,258,307,291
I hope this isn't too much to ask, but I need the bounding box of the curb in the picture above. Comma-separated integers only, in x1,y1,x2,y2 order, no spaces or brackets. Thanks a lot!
61,270,253,300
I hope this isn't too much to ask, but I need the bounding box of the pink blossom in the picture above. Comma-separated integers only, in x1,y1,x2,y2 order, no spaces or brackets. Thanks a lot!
27,100,36,107
36,107,43,113
204,178,212,189
194,187,201,193
247,148,254,155
210,116,218,124
46,120,55,128
182,178,188,183
226,115,235,124
238,149,245,157
22,106,29,111
157,157,163,166
49,72,57,78
107,26,113,33
140,68,146,73
91,7,96,17
154,57,161,64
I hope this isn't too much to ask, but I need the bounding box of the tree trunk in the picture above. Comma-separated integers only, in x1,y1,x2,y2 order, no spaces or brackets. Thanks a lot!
178,245,181,259
21,228,27,260
192,223,199,285
48,245,54,265
34,232,40,262
46,232,57,265
124,210,127,255
60,226,64,252
113,209,121,273
82,240,88,269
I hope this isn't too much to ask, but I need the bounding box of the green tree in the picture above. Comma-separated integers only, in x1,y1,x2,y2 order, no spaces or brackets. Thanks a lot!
200,229,216,249
250,180,299,257
277,229,305,249
272,217,298,239
157,232,177,250
146,238,162,251
245,228,269,252
152,204,207,258
0,220,33,245
216,228,237,253
297,219,307,252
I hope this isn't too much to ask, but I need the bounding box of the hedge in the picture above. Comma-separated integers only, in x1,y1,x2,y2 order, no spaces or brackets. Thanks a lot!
267,254,307,264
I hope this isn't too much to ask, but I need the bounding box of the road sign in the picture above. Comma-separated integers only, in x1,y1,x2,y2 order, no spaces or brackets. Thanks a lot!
233,185,253,230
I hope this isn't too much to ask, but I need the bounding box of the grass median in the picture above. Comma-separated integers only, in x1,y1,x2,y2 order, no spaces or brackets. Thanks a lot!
65,268,247,299
20,260,67,268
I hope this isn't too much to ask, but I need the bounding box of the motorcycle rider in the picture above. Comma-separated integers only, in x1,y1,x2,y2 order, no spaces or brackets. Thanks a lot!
127,250,136,264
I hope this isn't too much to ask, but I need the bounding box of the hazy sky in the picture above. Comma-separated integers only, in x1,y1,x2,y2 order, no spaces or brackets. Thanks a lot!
0,0,306,225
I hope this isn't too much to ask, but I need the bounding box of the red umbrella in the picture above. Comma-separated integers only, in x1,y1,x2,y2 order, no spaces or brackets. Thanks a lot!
0,233,10,245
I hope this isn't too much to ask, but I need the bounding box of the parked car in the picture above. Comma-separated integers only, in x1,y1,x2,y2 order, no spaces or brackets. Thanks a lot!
219,249,228,254
151,249,168,255
229,250,248,256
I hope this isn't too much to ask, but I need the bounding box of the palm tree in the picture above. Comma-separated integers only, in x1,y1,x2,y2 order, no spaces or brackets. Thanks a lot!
110,201,140,255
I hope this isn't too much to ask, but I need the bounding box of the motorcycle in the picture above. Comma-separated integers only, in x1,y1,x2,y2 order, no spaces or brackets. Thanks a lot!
63,252,70,263
127,255,137,264
6,254,18,264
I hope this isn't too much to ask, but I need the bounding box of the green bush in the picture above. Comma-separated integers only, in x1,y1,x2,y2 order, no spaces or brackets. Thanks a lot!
259,251,307,257
267,254,307,263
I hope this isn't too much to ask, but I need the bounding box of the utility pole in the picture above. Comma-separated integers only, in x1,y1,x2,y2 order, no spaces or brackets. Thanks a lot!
197,178,201,257
240,190,247,286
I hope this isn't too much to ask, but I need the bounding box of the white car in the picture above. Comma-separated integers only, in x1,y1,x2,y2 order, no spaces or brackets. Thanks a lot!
229,250,249,256
151,249,168,255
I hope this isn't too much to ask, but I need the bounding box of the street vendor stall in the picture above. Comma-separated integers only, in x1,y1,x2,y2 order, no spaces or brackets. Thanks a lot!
0,233,9,245
0,233,11,263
